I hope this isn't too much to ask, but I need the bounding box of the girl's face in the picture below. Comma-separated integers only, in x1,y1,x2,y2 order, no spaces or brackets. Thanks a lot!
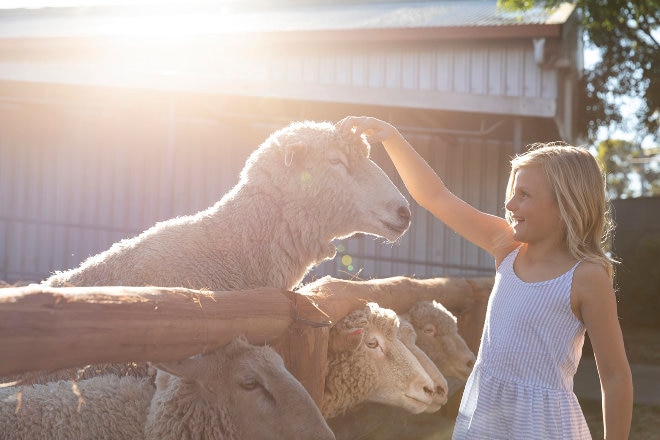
505,165,562,245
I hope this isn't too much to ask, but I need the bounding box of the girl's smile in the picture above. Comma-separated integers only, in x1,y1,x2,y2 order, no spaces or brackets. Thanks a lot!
505,166,561,245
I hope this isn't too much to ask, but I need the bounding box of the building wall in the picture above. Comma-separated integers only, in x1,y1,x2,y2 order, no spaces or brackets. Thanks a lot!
0,88,508,284
0,39,560,119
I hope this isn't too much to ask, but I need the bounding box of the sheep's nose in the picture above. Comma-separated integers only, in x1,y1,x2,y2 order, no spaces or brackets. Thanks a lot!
397,205,411,223
435,383,447,400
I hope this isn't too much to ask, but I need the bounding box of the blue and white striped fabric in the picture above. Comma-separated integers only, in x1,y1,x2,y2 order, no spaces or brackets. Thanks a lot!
452,246,592,439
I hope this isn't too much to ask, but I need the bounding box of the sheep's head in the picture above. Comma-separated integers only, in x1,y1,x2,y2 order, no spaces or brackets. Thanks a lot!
398,318,448,412
243,120,411,244
406,300,476,381
153,336,334,440
324,303,435,419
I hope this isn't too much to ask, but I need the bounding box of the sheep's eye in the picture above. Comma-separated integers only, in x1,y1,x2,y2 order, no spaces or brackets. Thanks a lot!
329,157,347,168
240,376,260,390
423,324,436,336
366,338,379,349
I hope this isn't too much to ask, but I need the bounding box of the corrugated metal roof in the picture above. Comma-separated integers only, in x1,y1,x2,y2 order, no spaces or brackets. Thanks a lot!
0,1,575,39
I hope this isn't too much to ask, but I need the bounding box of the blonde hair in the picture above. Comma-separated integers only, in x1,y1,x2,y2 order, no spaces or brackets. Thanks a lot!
505,142,615,279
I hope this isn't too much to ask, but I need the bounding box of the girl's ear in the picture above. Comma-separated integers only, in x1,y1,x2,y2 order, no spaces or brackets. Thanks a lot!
284,141,306,167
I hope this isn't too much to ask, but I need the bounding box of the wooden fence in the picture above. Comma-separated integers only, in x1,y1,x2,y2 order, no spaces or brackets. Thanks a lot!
0,276,493,407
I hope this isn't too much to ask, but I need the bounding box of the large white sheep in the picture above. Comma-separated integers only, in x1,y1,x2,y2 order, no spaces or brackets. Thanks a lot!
0,337,335,440
45,120,410,291
322,302,436,420
27,120,409,383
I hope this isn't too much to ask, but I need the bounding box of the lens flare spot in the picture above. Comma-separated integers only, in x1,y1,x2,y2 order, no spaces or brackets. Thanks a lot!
341,254,353,267
300,171,312,188
337,244,345,253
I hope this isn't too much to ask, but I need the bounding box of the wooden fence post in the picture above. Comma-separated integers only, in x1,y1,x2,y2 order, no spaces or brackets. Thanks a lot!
460,277,493,354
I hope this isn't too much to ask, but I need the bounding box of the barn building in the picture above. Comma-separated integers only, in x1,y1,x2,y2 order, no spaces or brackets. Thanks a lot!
0,0,583,284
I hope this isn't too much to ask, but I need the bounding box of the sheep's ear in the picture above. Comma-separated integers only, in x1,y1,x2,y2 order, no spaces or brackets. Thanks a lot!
329,326,364,352
154,354,207,380
399,319,418,343
284,141,305,167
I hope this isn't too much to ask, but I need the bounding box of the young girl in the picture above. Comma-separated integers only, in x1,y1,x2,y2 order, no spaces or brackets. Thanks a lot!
337,116,633,439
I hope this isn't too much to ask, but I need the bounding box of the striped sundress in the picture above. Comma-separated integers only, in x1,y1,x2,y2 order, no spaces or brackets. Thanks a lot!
452,246,592,439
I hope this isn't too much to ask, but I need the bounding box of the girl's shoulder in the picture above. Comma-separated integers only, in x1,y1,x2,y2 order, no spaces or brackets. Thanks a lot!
573,260,611,290
571,260,615,314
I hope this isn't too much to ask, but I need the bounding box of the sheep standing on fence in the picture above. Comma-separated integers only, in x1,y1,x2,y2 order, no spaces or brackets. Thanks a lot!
33,120,409,380
45,120,410,292
0,337,335,440
322,302,437,420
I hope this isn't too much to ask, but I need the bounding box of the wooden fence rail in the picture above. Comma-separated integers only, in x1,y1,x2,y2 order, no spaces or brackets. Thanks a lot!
0,285,329,378
0,276,494,406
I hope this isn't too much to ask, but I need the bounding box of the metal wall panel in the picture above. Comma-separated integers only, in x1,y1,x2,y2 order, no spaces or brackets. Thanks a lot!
0,99,264,283
257,41,558,111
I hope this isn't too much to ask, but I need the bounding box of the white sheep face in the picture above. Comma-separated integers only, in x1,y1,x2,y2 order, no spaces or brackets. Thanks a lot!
247,121,411,244
324,303,435,419
398,318,448,412
407,300,476,381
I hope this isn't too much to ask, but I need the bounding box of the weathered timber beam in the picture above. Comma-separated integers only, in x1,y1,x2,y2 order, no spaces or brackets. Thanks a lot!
298,276,495,324
0,285,330,377
298,276,494,357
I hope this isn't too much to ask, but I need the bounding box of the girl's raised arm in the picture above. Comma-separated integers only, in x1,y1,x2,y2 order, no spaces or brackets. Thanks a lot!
337,116,517,262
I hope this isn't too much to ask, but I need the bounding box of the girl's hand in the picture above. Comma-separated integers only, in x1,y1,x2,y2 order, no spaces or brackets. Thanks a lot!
336,116,399,144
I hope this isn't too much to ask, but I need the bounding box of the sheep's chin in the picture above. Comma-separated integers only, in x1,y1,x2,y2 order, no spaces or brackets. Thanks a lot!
399,394,433,414
445,367,472,382
372,220,409,243
424,401,444,413
368,394,432,414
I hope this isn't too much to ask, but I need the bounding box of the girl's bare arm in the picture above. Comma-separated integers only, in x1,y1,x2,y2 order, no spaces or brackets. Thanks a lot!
573,262,633,440
337,116,517,262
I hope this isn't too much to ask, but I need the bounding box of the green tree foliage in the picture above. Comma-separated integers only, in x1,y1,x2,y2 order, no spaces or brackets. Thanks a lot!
597,139,660,198
498,0,659,143
598,139,643,198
